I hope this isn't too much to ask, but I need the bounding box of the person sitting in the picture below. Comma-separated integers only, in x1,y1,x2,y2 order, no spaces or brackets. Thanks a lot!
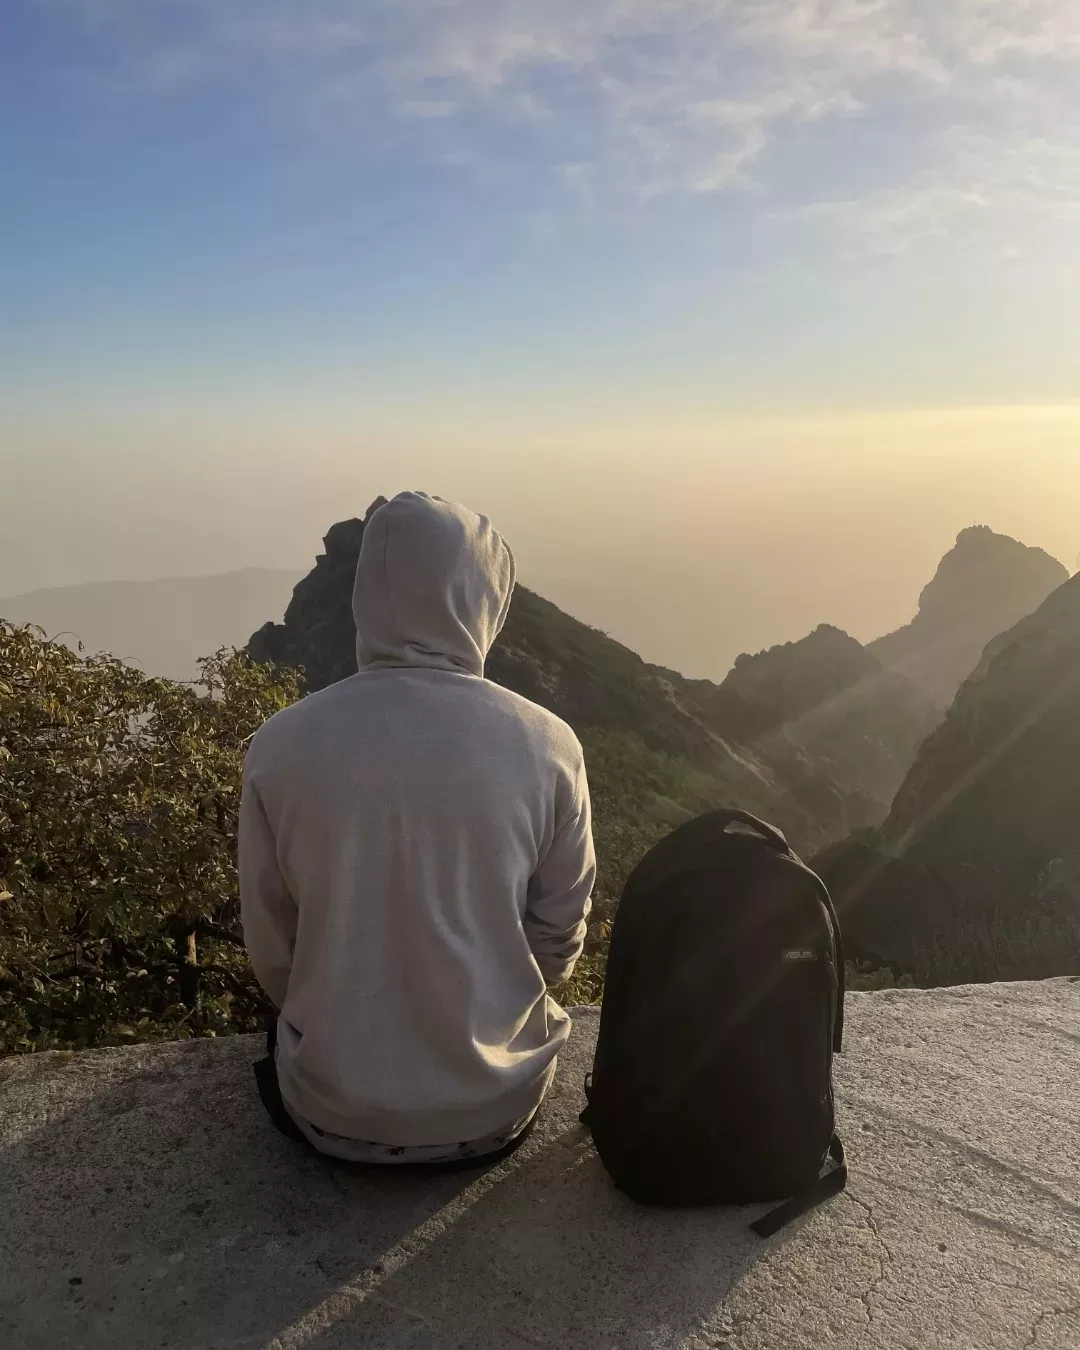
239,491,595,1164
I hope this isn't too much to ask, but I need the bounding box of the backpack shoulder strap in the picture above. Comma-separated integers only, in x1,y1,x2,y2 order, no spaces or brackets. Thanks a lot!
749,1133,848,1237
579,1073,594,1126
792,859,846,1053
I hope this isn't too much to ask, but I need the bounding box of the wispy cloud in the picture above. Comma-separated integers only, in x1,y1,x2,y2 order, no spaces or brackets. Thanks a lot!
43,1,1080,251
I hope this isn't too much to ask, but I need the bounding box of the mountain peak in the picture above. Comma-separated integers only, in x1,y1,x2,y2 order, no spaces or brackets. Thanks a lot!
718,623,882,737
918,526,1066,624
869,526,1067,708
320,498,389,562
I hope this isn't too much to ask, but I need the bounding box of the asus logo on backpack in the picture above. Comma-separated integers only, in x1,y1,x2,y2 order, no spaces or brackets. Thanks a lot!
579,809,847,1238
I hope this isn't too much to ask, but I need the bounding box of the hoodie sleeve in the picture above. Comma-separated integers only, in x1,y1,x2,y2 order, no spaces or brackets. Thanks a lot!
524,752,596,987
239,771,297,1009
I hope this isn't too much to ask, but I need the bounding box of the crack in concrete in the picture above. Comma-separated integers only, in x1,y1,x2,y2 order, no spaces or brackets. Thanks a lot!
1025,1301,1080,1348
848,1192,894,1328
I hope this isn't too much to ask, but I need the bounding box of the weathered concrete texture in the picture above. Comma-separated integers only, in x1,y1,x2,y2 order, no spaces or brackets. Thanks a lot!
2,980,1079,1350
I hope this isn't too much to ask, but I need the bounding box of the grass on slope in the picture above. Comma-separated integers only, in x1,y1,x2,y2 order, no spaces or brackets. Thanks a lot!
557,727,788,1004
558,727,914,1004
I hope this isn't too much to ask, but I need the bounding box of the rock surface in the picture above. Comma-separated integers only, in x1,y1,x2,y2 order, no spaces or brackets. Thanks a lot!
870,526,1067,709
3,981,1079,1349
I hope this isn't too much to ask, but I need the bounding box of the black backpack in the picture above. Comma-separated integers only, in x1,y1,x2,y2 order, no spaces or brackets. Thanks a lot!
580,808,847,1237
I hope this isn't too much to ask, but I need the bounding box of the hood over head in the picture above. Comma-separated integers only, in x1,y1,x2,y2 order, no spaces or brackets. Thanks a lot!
353,492,516,676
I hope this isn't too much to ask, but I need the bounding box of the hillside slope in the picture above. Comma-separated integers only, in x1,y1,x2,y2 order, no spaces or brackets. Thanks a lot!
869,525,1067,708
883,569,1080,870
820,569,1080,981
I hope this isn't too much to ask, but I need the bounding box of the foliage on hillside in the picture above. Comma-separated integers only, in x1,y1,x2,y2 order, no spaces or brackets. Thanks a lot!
559,730,916,1002
0,624,913,1053
554,728,737,1004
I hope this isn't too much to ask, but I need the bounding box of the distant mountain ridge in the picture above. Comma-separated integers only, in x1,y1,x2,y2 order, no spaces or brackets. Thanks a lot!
0,569,303,682
702,623,883,735
869,525,1067,708
249,502,937,854
671,624,939,822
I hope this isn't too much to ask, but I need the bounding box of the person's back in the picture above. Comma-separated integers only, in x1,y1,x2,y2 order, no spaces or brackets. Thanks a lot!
240,491,595,1159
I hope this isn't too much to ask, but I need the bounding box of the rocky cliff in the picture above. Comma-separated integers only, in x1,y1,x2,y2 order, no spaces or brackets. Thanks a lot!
249,503,936,855
820,569,1080,981
250,500,721,762
869,525,1067,708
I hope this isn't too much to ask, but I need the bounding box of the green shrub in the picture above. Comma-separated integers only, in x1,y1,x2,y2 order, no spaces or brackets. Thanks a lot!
0,622,299,1052
845,961,914,991
552,728,746,1005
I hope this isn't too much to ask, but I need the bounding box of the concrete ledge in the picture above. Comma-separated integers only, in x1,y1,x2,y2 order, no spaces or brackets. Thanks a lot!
2,980,1079,1349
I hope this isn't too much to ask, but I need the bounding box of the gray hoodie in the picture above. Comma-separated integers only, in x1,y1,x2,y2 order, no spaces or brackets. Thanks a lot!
240,492,595,1146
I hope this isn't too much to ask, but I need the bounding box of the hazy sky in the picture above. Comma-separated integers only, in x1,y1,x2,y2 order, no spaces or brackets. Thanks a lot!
4,2,1079,676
